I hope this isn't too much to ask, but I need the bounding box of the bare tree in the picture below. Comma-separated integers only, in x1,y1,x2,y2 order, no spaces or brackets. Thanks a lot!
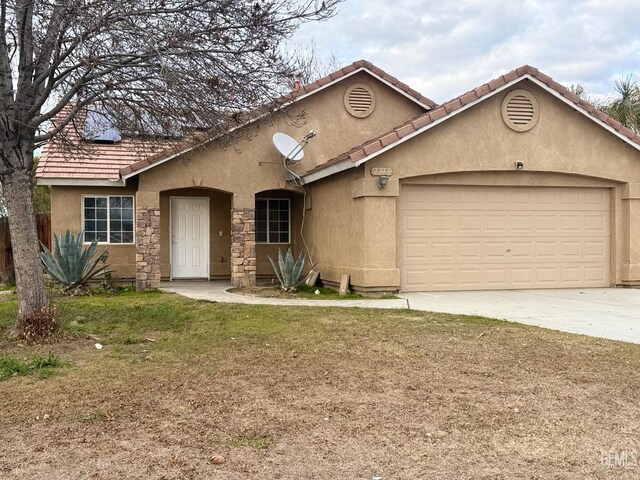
289,39,343,88
0,0,340,338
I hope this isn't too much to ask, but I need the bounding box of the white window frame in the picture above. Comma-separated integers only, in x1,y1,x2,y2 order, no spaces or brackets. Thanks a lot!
256,198,291,244
81,195,135,245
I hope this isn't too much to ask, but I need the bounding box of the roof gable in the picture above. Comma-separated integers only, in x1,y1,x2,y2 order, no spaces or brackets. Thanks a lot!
303,65,640,184
118,61,436,181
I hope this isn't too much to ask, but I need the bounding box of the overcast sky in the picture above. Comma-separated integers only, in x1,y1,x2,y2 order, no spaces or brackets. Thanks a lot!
293,0,640,104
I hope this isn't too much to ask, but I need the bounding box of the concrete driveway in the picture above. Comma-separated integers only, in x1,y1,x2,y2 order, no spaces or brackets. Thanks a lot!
161,282,640,344
399,288,640,344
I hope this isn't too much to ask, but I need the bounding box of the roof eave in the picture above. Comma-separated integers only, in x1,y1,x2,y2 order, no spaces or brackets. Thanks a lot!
120,66,435,179
37,177,126,187
302,74,640,185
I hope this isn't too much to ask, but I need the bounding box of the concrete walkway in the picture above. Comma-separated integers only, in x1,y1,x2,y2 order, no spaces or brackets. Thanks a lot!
160,281,409,309
160,281,640,344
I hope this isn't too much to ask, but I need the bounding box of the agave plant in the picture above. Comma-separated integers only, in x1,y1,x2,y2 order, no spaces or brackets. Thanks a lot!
41,230,111,293
268,248,305,292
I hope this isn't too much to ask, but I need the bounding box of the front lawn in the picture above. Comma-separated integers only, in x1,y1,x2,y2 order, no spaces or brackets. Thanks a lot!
0,291,639,479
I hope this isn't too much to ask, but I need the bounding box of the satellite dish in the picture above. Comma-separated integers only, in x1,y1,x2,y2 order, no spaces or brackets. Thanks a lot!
273,132,304,162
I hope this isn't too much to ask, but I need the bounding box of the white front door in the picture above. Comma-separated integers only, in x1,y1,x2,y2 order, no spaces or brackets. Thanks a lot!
171,197,209,279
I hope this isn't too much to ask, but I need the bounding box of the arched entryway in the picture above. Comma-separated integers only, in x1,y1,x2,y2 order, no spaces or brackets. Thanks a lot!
160,187,232,281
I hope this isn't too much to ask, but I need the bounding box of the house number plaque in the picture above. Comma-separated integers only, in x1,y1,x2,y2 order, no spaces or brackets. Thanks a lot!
370,167,392,176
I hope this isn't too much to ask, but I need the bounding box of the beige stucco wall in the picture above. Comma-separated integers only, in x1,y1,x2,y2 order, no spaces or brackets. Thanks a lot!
135,71,425,206
50,77,640,291
49,73,423,283
304,80,640,290
50,185,138,279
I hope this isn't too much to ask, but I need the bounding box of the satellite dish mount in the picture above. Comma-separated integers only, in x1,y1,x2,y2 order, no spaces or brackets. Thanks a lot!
272,130,316,185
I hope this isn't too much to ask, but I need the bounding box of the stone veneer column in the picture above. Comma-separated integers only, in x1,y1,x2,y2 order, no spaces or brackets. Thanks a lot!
136,203,161,292
231,208,256,287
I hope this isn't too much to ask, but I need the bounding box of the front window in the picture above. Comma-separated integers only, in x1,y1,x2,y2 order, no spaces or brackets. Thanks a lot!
83,196,134,244
256,198,290,243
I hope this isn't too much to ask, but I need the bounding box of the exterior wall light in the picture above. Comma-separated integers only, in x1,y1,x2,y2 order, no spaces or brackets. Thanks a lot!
378,174,390,189
515,161,524,170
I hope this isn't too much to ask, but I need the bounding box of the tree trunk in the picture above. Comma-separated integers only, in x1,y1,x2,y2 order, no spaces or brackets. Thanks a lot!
1,167,51,338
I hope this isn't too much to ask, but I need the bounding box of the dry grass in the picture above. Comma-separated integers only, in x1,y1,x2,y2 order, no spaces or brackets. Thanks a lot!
0,291,639,479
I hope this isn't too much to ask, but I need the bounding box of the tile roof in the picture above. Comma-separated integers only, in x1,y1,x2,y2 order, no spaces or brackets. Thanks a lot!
36,109,170,180
37,60,436,182
305,65,640,178
284,59,436,109
118,60,437,179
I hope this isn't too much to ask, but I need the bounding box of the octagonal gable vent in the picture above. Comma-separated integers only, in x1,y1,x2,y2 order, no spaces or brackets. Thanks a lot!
502,89,539,132
344,83,376,118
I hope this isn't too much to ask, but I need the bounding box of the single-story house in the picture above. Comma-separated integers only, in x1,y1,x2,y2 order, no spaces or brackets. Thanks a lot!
36,60,640,292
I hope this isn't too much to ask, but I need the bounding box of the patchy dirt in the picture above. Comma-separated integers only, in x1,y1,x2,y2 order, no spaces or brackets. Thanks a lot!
1,300,640,479
228,286,302,298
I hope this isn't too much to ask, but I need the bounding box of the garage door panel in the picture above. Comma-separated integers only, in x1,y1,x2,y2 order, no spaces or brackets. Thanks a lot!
585,214,608,233
399,185,611,291
585,266,607,282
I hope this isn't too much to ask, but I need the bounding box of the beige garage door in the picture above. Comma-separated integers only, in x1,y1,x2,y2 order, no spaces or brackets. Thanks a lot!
399,185,610,291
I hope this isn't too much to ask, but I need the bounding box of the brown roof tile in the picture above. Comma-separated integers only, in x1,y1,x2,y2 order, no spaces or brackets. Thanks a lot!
349,149,367,162
36,108,170,180
306,64,640,178
363,141,382,156
37,60,437,182
379,132,400,147
396,123,415,138
487,77,506,91
459,91,478,106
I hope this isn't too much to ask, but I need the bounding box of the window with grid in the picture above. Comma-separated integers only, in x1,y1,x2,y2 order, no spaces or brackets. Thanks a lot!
83,196,134,244
256,199,290,243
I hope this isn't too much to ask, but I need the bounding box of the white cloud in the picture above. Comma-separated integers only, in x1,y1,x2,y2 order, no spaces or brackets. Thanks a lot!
293,0,640,102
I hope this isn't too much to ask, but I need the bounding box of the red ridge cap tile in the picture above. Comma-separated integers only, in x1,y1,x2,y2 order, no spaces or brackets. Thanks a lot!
516,65,534,76
487,77,506,91
370,65,385,77
474,84,491,98
379,132,400,147
534,71,553,84
305,64,640,181
349,149,366,162
459,91,478,106
502,70,518,83
316,75,331,87
341,64,356,75
412,115,431,129
363,141,383,156
444,98,463,114
429,107,447,121
396,124,415,137
384,74,398,85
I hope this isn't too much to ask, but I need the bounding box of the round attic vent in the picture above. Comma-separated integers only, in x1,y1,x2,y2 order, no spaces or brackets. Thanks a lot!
501,89,539,132
344,83,376,118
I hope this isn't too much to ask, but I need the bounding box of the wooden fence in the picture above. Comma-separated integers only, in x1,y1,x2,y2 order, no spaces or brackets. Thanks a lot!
0,214,51,277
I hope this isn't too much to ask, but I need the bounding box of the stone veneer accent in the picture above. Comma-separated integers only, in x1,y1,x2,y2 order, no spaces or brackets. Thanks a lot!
231,208,256,287
136,206,161,291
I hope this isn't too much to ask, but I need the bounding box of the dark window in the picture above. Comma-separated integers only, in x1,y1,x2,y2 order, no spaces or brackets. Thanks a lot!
256,198,290,243
83,196,134,244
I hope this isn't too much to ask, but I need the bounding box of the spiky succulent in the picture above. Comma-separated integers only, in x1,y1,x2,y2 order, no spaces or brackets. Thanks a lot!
41,230,111,292
268,248,305,292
